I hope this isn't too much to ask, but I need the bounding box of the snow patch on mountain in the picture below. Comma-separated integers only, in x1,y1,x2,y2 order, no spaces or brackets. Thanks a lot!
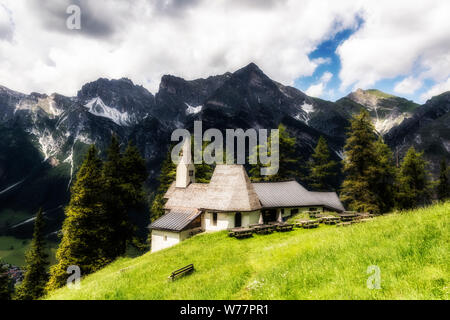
302,102,315,114
64,145,74,190
84,97,131,126
28,128,61,161
443,141,450,153
294,102,315,124
0,179,25,196
185,103,202,114
374,115,407,134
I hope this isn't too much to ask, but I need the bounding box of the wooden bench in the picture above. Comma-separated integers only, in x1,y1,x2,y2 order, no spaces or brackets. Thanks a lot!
276,223,294,232
292,222,303,228
169,264,194,281
308,211,322,219
229,227,253,239
252,224,275,235
235,230,253,239
339,213,358,222
301,220,319,229
323,216,341,225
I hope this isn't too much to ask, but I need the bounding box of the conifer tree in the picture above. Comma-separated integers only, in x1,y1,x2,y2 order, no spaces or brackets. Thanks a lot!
120,140,148,246
250,124,300,182
150,149,177,222
16,209,49,300
194,140,215,183
437,158,449,201
0,264,11,300
103,138,149,253
395,147,432,209
102,135,128,258
340,111,396,213
371,138,397,213
308,136,338,191
47,145,110,291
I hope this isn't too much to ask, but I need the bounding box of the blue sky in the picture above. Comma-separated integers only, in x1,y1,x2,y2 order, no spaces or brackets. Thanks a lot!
295,27,359,102
294,22,446,104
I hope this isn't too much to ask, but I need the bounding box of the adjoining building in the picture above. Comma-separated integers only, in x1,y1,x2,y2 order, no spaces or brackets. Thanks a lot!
149,141,345,252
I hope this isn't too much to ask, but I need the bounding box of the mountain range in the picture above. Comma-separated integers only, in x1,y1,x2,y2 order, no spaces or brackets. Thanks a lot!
0,63,449,238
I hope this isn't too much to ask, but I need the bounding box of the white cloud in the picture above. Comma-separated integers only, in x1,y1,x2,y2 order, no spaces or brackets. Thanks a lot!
1,0,448,99
420,78,450,102
0,4,14,41
305,71,333,97
394,77,423,95
337,0,450,91
0,0,361,95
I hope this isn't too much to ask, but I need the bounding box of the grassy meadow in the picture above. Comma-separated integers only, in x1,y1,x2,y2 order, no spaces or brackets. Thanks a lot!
46,202,449,300
0,236,57,267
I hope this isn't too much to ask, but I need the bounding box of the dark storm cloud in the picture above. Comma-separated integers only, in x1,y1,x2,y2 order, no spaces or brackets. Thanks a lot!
29,0,121,39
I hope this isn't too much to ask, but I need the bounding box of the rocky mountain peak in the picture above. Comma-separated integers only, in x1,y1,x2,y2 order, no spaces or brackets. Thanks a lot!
76,77,155,119
346,89,391,109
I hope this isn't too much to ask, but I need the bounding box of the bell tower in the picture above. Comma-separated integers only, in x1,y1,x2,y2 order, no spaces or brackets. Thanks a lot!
176,139,195,188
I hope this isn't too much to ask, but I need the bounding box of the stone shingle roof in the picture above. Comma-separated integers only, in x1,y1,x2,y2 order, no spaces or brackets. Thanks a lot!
164,165,262,212
252,180,345,212
164,183,208,209
150,208,201,231
202,165,262,211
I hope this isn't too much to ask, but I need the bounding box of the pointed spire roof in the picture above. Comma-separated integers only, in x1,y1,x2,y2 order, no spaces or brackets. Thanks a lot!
202,164,262,211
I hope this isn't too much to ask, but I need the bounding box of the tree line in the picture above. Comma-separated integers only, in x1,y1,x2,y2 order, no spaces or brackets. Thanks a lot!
1,136,148,300
251,111,449,213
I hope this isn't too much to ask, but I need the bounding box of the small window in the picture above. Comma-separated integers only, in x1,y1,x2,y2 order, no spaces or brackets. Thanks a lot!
212,212,218,226
291,209,299,215
164,235,167,241
189,170,194,177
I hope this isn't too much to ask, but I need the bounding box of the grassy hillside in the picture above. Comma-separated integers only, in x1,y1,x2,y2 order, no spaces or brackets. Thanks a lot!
46,202,449,300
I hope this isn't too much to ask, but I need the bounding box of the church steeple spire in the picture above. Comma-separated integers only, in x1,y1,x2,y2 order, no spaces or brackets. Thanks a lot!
176,139,195,188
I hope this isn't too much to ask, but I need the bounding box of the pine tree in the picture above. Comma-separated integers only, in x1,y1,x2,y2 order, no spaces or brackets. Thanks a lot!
308,136,338,191
340,111,396,213
437,158,450,201
47,145,111,291
120,141,148,247
102,135,128,259
395,147,432,209
250,124,300,182
150,150,177,222
371,138,397,213
16,209,49,300
0,264,12,300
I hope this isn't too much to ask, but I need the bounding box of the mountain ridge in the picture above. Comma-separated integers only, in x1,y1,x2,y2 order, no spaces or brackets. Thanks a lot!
0,63,448,238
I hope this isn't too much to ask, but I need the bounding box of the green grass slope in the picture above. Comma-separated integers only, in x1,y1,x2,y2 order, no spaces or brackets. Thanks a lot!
0,236,58,267
46,202,449,300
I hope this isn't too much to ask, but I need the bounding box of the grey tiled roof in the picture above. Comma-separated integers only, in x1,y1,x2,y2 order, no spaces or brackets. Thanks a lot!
149,208,201,231
310,191,346,212
252,181,345,212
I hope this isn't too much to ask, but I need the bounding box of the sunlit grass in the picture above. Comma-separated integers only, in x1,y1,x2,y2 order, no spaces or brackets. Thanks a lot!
46,202,449,300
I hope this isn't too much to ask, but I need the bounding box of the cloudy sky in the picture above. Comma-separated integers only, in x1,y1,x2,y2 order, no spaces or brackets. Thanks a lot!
0,0,449,103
